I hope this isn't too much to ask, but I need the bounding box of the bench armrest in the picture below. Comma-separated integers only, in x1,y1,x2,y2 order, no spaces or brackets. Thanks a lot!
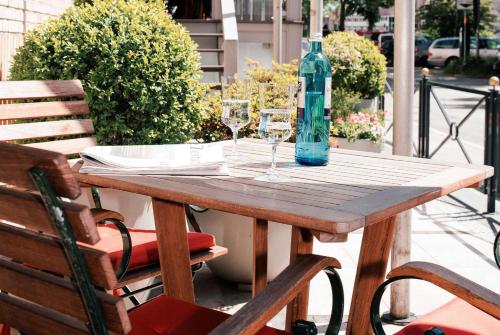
210,254,343,335
90,208,131,281
371,261,500,335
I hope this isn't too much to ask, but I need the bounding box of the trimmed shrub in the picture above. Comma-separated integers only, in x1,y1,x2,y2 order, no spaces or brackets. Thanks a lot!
443,56,496,77
73,0,92,5
323,32,387,99
10,0,205,145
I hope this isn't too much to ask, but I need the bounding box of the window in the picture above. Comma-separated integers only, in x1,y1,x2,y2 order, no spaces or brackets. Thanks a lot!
434,39,458,49
236,0,274,21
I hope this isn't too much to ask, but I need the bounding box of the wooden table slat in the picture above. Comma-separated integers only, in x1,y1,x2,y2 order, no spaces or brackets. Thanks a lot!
230,166,378,197
231,150,419,185
236,143,448,175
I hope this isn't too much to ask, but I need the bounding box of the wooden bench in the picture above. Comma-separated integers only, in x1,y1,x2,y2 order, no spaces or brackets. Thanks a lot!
0,80,227,298
0,80,96,153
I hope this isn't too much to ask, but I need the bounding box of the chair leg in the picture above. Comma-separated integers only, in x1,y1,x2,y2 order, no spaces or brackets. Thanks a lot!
192,262,203,280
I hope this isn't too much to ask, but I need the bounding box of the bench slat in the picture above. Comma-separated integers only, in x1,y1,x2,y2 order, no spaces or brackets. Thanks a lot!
0,100,90,120
0,187,100,244
0,80,84,100
0,293,89,335
0,223,117,290
25,136,97,156
0,258,129,334
0,142,81,199
0,119,94,141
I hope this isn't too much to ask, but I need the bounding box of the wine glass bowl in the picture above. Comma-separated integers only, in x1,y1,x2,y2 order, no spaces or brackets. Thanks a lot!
258,109,292,145
255,83,294,182
221,76,253,161
221,99,251,131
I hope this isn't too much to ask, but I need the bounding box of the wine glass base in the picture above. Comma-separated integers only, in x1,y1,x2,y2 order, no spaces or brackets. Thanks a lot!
254,172,290,182
224,152,249,163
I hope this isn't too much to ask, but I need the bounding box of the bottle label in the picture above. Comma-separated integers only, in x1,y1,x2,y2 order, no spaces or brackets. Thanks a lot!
297,77,306,120
324,77,331,120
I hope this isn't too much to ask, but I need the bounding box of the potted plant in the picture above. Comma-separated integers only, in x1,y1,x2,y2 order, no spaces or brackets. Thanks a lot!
10,0,206,230
328,88,385,152
323,31,386,111
322,32,387,150
332,110,386,153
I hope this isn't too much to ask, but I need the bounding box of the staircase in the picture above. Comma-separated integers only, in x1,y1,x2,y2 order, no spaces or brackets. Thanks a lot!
177,19,229,84
175,1,238,85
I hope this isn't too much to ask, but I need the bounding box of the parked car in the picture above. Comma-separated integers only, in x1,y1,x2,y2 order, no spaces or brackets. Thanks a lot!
370,32,393,47
427,37,498,67
380,36,432,66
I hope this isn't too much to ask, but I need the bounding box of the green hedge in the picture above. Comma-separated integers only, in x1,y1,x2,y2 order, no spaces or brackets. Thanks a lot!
10,0,205,145
323,32,386,99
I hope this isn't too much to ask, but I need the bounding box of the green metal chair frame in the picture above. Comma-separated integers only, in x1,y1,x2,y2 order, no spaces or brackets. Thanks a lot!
90,187,209,306
370,231,500,335
29,168,109,334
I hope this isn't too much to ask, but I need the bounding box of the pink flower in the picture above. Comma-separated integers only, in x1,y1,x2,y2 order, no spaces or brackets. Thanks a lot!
335,117,343,124
348,114,359,122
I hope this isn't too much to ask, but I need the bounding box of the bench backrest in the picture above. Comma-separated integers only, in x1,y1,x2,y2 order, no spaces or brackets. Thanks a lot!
0,142,130,335
0,80,96,155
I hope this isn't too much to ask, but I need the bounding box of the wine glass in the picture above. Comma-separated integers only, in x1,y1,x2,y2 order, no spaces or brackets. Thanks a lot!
255,83,294,182
221,76,252,161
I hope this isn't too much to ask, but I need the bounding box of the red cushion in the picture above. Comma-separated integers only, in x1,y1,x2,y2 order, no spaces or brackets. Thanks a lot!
0,325,10,335
128,294,290,335
395,298,500,335
93,226,216,270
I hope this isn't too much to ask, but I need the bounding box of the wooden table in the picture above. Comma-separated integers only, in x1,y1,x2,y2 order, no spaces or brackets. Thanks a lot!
75,140,493,335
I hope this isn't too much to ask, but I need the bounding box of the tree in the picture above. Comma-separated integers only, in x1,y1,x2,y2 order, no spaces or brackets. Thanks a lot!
302,0,339,36
418,0,496,39
356,0,393,31
338,0,361,31
333,0,392,31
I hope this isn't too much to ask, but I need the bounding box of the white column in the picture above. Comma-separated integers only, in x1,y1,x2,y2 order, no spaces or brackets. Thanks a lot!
310,0,323,36
273,0,283,63
391,0,415,319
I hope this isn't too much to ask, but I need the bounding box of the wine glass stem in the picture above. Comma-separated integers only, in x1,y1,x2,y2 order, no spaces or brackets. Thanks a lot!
270,143,278,173
232,129,239,156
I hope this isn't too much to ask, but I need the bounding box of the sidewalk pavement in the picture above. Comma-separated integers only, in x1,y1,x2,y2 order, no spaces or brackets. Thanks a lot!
194,160,500,334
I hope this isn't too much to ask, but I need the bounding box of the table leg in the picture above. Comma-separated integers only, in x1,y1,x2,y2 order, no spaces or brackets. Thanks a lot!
346,216,397,335
252,218,268,297
285,227,314,331
152,198,195,303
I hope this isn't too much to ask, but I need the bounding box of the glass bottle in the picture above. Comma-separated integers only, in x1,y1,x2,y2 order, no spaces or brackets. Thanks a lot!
295,32,332,166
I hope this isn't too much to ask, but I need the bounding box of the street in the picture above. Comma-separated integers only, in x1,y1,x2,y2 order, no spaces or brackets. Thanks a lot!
384,68,493,166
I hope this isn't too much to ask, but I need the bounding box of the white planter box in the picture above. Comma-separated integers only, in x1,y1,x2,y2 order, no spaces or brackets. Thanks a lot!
193,210,291,284
335,137,384,153
355,97,379,113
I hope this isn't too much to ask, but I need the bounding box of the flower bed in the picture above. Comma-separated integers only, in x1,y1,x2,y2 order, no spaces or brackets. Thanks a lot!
332,110,385,143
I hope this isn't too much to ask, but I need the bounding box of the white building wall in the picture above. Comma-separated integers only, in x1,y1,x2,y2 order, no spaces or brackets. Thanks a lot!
0,0,73,80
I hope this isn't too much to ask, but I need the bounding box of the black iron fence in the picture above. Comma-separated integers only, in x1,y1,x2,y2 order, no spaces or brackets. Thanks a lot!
418,70,500,213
